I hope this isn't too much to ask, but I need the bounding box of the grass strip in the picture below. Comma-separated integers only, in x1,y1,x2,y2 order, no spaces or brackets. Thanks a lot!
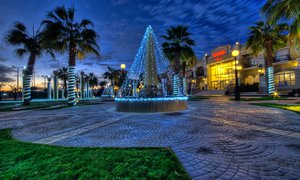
0,129,190,179
251,103,300,114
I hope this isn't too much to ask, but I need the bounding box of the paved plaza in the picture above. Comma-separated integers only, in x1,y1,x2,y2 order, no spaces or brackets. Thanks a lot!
1,97,300,179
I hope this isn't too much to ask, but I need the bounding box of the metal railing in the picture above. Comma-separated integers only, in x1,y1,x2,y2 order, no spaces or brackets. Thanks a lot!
274,54,291,62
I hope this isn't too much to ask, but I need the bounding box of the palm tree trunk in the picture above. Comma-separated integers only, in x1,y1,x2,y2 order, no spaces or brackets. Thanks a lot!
182,62,186,77
182,62,187,95
173,54,181,75
23,52,36,105
265,41,275,95
172,54,181,96
68,45,76,106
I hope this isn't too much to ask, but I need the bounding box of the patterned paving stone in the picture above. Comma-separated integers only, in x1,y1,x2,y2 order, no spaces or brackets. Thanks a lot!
1,97,300,179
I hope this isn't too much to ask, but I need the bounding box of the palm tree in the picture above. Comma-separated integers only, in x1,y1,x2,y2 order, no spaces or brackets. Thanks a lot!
99,80,107,88
87,73,98,88
161,26,196,74
84,73,98,97
57,67,68,98
161,25,195,95
5,22,54,105
180,49,197,77
103,66,120,87
115,69,127,87
262,0,300,42
246,21,288,94
42,6,100,106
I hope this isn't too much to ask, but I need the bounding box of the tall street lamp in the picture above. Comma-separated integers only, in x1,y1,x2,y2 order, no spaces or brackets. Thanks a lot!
11,65,26,98
232,49,240,101
120,64,126,96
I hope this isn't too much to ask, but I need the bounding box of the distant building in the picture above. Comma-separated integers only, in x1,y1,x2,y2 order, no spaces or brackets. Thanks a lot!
186,43,300,95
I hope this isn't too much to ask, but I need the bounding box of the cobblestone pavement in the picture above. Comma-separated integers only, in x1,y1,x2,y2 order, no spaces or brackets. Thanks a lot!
1,97,300,179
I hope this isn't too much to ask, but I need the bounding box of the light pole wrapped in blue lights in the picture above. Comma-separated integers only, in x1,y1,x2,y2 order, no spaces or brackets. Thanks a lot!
116,25,187,112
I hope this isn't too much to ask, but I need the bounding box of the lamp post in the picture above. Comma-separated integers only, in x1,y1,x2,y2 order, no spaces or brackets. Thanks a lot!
11,65,26,99
232,49,240,101
120,64,126,96
47,76,52,99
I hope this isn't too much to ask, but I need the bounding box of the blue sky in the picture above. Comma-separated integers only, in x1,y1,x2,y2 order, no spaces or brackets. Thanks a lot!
0,0,266,87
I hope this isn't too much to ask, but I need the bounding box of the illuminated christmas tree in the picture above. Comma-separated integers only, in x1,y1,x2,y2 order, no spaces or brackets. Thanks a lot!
121,25,172,97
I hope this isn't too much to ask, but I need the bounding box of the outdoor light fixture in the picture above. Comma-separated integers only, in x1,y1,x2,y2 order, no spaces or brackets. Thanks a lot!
120,64,126,69
231,50,239,57
258,64,264,76
232,49,240,101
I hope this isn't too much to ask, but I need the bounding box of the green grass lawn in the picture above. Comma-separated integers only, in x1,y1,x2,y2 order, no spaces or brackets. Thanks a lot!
252,103,300,114
231,96,293,101
0,129,190,179
188,96,210,101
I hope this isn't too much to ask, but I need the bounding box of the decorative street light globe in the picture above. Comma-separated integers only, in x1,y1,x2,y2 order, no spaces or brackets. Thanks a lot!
232,49,239,57
121,64,126,69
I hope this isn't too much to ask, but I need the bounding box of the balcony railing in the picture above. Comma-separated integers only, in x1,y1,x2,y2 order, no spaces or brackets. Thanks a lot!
274,54,291,62
244,64,258,68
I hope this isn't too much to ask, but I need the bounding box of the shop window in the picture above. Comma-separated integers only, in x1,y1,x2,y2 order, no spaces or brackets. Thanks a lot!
275,71,295,87
209,61,235,90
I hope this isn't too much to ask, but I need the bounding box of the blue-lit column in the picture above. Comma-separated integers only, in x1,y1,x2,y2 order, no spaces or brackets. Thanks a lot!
267,67,275,94
173,74,179,96
53,71,58,100
86,80,90,98
47,76,52,99
80,72,84,99
67,66,76,106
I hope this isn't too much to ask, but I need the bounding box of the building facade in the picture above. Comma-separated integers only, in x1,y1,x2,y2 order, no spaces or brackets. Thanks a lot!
186,43,300,95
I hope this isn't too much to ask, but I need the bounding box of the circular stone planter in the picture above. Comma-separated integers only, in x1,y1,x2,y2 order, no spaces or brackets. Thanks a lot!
115,96,188,112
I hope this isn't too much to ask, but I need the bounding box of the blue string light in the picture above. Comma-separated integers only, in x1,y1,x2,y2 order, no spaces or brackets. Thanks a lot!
267,67,275,94
123,26,173,95
115,96,188,102
68,66,76,105
23,74,32,101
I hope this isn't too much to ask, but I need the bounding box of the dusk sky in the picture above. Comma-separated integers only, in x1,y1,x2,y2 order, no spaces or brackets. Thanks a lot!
0,0,265,88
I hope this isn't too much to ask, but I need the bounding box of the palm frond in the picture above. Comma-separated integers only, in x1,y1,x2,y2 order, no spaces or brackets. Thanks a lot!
80,19,94,27
15,48,27,57
54,6,67,21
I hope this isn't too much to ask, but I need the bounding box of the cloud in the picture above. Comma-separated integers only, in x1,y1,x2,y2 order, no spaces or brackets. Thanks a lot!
0,0,266,77
0,55,6,62
0,64,15,82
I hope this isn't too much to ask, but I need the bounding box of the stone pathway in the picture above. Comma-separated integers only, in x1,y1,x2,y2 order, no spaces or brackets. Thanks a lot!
1,98,300,179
